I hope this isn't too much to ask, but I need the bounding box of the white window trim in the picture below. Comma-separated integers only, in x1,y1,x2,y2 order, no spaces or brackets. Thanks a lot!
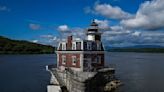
62,55,66,64
62,43,66,50
81,41,83,50
72,56,77,65
72,42,76,50
57,42,61,50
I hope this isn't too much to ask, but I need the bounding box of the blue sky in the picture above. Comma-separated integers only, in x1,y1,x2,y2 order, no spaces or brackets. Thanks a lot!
0,0,164,47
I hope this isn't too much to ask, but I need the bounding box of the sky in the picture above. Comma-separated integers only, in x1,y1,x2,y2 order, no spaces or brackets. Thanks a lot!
0,0,164,47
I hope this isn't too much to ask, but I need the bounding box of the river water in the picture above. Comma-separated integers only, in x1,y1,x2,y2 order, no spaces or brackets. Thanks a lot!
0,52,164,92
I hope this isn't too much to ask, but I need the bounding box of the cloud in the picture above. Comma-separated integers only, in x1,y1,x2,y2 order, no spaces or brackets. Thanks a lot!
38,35,60,46
32,40,38,43
29,23,41,30
0,5,10,12
94,19,111,30
57,24,85,40
131,31,141,37
121,0,164,30
86,2,132,19
110,26,123,31
83,0,164,46
71,27,85,39
102,29,164,47
40,35,54,39
57,25,70,32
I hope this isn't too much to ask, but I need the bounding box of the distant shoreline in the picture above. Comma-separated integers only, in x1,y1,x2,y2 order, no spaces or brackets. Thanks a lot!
0,52,55,55
0,36,56,54
107,48,164,53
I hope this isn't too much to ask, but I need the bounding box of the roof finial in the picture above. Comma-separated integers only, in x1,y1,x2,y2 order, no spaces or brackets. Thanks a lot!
91,19,98,26
92,19,95,22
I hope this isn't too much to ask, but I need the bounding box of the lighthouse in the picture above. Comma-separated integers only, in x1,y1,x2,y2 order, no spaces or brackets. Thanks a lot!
47,20,119,92
86,20,102,41
56,20,105,72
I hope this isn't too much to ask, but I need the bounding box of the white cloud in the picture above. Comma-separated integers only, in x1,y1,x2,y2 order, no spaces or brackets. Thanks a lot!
87,2,132,19
141,31,164,37
94,19,110,30
29,23,41,30
40,35,54,39
32,40,38,43
110,26,123,31
121,0,164,30
0,5,10,12
131,31,141,37
71,27,85,39
39,35,61,46
57,25,70,32
57,24,85,40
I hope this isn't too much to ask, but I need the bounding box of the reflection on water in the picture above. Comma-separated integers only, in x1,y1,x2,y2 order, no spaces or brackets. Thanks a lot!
0,53,164,92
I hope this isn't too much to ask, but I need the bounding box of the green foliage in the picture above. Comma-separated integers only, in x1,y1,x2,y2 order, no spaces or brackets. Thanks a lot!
0,36,56,54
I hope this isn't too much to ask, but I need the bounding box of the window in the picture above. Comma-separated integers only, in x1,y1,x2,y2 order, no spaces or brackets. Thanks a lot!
72,56,77,65
97,56,101,63
87,42,92,50
62,43,66,50
72,42,76,50
62,55,66,64
97,42,101,50
76,42,81,50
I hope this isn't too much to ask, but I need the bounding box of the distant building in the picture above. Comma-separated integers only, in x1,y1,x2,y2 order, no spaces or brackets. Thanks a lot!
56,20,105,71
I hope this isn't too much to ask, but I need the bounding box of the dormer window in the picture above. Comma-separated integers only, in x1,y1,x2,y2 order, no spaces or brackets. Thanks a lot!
97,42,101,50
87,42,92,50
72,42,76,50
62,43,66,50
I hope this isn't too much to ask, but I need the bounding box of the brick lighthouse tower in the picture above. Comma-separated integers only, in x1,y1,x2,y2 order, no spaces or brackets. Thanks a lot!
56,20,105,72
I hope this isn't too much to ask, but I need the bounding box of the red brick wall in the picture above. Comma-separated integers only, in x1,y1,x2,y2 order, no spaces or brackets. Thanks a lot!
58,53,80,68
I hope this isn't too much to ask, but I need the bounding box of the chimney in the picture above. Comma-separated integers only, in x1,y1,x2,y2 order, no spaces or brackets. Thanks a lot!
67,35,72,50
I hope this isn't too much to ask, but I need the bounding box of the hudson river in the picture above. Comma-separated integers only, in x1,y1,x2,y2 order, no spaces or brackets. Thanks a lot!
0,52,164,92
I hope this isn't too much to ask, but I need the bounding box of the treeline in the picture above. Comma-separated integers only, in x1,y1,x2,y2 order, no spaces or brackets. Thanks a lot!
108,48,164,53
0,36,56,54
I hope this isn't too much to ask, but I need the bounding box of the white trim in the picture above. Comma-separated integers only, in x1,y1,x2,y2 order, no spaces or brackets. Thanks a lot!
81,41,83,50
57,42,61,50
62,42,66,50
56,51,104,54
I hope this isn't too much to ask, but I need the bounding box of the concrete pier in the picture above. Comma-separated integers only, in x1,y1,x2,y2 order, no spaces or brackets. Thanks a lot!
46,65,120,92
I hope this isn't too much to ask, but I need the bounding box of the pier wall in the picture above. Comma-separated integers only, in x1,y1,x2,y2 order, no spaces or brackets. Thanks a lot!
50,68,115,92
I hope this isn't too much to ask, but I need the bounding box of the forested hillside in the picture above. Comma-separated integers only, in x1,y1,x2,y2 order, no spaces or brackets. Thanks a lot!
0,36,56,54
